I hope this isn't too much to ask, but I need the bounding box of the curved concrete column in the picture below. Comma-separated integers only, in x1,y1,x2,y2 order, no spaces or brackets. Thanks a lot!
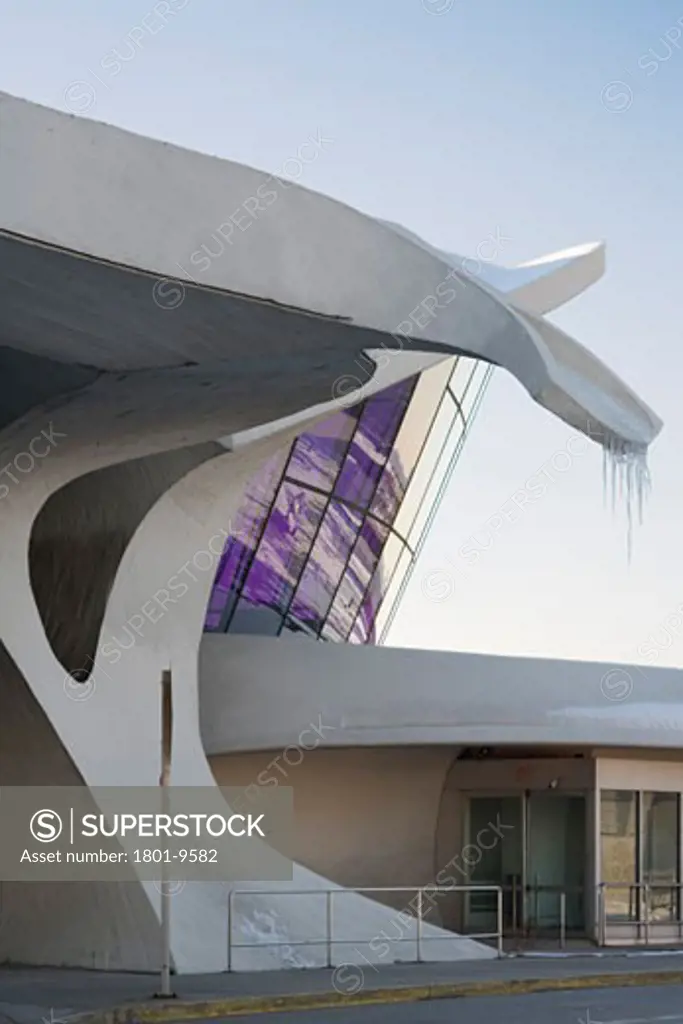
98,439,493,971
0,425,299,971
0,416,495,971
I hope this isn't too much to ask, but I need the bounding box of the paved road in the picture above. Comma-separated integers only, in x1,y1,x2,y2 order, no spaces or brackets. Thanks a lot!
4,954,683,1014
215,985,683,1023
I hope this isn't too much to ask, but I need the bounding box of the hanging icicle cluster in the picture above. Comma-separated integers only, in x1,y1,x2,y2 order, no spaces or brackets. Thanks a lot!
602,436,651,561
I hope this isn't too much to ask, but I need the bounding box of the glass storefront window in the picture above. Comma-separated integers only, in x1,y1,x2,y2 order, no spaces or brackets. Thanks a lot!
600,790,638,921
466,797,523,933
643,792,679,922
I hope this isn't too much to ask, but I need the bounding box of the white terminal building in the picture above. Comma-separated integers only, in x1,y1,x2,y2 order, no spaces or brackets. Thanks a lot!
0,91,680,975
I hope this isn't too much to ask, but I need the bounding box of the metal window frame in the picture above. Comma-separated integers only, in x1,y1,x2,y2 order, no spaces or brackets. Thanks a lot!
369,383,459,638
378,362,493,645
208,358,494,645
340,377,419,643
215,441,295,633
275,412,363,637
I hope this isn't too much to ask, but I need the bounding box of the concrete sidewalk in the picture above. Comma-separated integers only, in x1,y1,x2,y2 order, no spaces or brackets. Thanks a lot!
2,952,683,1023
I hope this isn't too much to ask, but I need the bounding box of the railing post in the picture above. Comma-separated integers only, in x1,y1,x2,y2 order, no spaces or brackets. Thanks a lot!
326,890,333,968
559,891,566,949
227,889,233,972
511,875,518,936
497,886,504,957
644,884,650,945
597,884,605,946
416,888,423,963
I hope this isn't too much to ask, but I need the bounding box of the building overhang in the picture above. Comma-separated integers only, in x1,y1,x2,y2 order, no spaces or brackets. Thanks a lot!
0,91,662,464
199,634,683,756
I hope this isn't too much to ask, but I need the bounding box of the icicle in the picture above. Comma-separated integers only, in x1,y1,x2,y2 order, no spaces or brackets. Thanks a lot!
602,445,607,508
602,433,651,562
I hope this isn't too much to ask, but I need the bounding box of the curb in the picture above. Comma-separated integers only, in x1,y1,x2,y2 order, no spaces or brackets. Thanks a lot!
74,969,683,1022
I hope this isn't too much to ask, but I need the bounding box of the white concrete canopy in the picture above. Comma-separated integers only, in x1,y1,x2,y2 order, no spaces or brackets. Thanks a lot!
0,91,661,455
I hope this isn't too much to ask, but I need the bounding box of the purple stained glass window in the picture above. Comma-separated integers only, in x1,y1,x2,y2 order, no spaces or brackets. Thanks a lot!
370,453,407,527
290,501,363,630
286,410,357,491
334,380,413,508
204,374,417,642
241,483,327,611
323,518,389,643
204,449,288,630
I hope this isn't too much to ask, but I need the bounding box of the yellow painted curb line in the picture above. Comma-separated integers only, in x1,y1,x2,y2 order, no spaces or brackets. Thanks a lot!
73,969,683,1022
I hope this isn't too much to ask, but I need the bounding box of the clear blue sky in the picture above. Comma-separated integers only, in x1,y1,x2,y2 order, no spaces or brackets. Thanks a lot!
3,0,682,668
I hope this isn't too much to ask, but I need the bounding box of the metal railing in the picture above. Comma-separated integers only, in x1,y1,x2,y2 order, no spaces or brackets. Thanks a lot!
227,885,504,970
501,878,570,947
464,878,571,948
226,881,683,966
597,882,683,946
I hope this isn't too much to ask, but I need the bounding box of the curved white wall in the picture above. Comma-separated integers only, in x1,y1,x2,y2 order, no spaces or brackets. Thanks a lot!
210,748,455,898
200,634,683,754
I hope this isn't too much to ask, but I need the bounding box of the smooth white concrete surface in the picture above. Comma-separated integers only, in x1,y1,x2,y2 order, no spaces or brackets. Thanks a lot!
200,635,683,754
0,92,662,458
597,755,683,792
498,242,607,314
382,221,606,315
1,433,289,972
0,645,161,971
210,748,456,898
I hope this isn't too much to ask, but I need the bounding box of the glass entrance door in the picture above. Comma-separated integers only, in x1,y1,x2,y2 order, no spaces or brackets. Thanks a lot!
466,797,522,934
526,792,586,932
466,791,587,938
